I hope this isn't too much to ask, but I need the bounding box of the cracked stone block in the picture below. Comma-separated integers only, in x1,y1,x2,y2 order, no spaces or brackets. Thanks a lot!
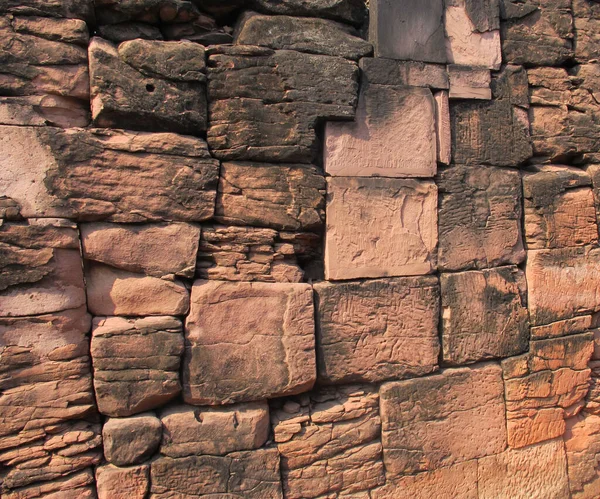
565,413,600,499
478,439,570,498
531,315,593,341
150,448,283,498
102,414,162,466
251,0,367,25
324,177,438,280
96,464,149,499
234,12,372,60
502,333,594,448
216,162,325,232
314,276,440,384
526,246,600,326
159,402,270,458
380,363,506,476
359,58,449,89
523,166,598,249
89,37,207,134
448,65,492,100
0,126,219,221
573,0,600,62
438,164,525,271
183,281,316,405
207,45,358,163
325,83,437,178
272,385,384,498
91,316,184,417
441,266,530,365
2,470,96,499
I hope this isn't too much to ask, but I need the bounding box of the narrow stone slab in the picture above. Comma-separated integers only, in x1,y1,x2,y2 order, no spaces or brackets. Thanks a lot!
531,316,593,341
360,58,449,89
251,0,367,25
448,65,492,100
0,0,94,20
434,91,451,165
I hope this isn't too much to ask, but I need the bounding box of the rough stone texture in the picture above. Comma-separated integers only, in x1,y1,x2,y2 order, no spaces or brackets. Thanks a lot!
325,83,437,178
478,438,571,499
448,65,492,100
102,414,162,466
531,315,593,341
183,281,316,405
216,162,325,232
573,0,600,62
526,246,600,325
81,222,200,278
251,0,367,25
97,22,163,43
234,12,372,60
96,464,150,499
0,94,90,128
588,359,600,415
272,385,384,498
565,413,600,499
2,470,97,499
91,316,184,417
93,0,202,25
359,58,449,89
502,333,594,448
324,177,438,280
380,363,506,476
523,166,598,249
0,219,86,317
437,164,525,271
0,126,219,221
314,276,440,383
0,0,94,21
441,266,530,365
369,0,446,63
150,448,283,498
207,45,358,163
89,37,206,135
435,91,452,165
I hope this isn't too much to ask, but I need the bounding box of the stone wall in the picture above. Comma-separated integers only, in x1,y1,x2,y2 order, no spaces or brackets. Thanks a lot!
1,0,600,497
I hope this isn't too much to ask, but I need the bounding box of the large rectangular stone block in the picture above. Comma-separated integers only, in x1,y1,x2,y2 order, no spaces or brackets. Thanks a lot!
183,281,316,405
314,276,440,383
324,177,438,280
565,413,600,499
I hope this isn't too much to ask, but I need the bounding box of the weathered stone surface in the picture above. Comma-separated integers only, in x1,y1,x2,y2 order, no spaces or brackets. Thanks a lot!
98,22,163,43
501,0,574,66
251,0,367,25
2,470,96,499
380,363,506,475
0,95,89,128
81,222,200,279
150,448,283,498
369,0,446,63
216,162,325,232
160,402,269,457
0,126,219,221
478,438,570,498
360,58,449,89
574,0,600,62
527,246,600,325
96,464,149,499
448,65,492,100
184,281,316,405
502,333,594,448
325,84,437,178
90,37,207,135
234,12,372,60
531,315,593,341
85,263,189,316
523,166,598,249
0,219,86,317
208,46,358,163
91,316,184,417
441,266,529,365
272,385,384,498
0,0,94,21
314,276,440,383
102,414,162,466
94,0,200,25
438,165,524,271
435,91,451,165
565,413,600,499
588,359,600,415
324,177,438,280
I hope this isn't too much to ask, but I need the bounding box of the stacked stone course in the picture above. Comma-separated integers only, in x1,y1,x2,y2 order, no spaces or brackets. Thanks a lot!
2,0,600,497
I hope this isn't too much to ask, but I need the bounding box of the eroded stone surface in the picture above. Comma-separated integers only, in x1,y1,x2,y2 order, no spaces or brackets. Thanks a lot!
103,414,162,466
565,413,600,499
360,58,449,89
0,0,94,20
435,91,452,165
2,470,96,499
96,464,149,499
531,316,593,341
574,0,600,62
251,0,367,25
448,65,492,100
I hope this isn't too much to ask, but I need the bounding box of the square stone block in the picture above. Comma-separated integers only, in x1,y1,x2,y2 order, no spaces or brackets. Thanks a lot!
324,177,438,280
183,281,316,405
314,276,440,383
448,65,492,100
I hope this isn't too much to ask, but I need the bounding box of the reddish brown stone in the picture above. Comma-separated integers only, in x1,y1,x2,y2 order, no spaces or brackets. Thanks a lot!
96,464,149,499
531,316,593,341
565,413,600,499
573,0,600,62
2,470,96,499
102,414,162,466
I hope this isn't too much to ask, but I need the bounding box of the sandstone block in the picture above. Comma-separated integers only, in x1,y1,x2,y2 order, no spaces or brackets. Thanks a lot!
216,162,325,231
314,276,440,383
96,464,149,499
325,84,437,178
478,439,570,498
574,0,600,62
565,413,600,499
160,402,269,457
183,281,316,405
523,166,598,249
435,91,451,165
208,46,358,163
441,266,529,365
324,177,438,280
0,0,94,21
2,470,96,499
359,58,449,89
448,65,492,100
103,414,162,466
81,222,201,278
0,126,219,221
251,0,367,25
438,164,525,271
588,360,600,414
0,95,90,128
531,316,593,341
91,316,184,417
502,333,594,448
380,363,506,475
94,0,201,25
98,22,163,43
150,448,283,498
272,385,384,498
